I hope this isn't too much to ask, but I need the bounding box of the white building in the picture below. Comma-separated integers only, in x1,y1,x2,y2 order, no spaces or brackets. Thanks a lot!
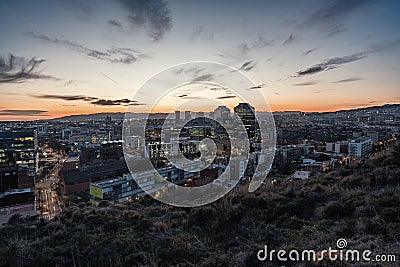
293,170,311,179
348,137,372,158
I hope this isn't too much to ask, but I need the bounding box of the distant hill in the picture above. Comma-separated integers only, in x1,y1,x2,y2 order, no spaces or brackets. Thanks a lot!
52,112,126,121
51,104,400,121
325,103,400,114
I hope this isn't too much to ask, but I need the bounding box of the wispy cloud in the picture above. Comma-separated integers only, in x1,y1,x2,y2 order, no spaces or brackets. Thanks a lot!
283,34,295,45
108,20,122,28
296,0,371,37
114,0,173,41
31,94,143,106
192,74,214,82
239,60,257,71
293,81,318,86
247,84,267,90
176,94,188,98
313,89,336,94
0,54,59,83
0,109,49,116
26,31,144,64
176,66,205,76
238,36,273,54
91,99,131,106
128,102,147,106
302,48,317,56
32,94,97,101
332,77,363,83
368,39,400,53
191,26,203,40
293,52,367,77
217,95,237,99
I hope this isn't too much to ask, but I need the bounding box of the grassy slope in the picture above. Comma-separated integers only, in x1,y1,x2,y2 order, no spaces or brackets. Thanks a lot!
1,145,400,267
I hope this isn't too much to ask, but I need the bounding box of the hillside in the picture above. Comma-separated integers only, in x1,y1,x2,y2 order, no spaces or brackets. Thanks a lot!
51,112,126,122
1,145,400,266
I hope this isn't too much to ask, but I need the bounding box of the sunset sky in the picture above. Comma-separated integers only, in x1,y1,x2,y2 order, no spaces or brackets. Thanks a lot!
1,0,400,120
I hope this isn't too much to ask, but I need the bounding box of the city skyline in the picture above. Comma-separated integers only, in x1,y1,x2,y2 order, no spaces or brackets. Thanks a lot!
1,0,400,120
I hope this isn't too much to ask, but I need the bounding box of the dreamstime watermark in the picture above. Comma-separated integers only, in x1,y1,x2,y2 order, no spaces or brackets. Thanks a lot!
122,61,276,207
257,238,397,263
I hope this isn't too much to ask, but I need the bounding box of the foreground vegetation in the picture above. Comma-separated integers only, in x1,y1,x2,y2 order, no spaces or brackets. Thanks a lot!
1,145,400,266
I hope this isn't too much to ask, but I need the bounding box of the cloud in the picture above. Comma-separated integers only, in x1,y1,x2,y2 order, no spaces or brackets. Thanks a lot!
192,74,214,82
190,26,203,40
238,43,251,54
217,95,237,99
108,20,123,28
128,102,147,106
368,39,400,53
251,36,273,48
293,52,367,77
238,36,273,54
322,24,346,38
313,89,336,94
115,0,173,41
293,81,318,86
332,77,363,83
210,87,225,91
31,94,140,106
0,54,59,83
26,31,144,64
302,48,317,56
176,66,205,76
32,94,97,101
0,109,48,116
296,0,371,37
91,99,131,106
247,84,267,90
239,60,257,71
283,34,295,45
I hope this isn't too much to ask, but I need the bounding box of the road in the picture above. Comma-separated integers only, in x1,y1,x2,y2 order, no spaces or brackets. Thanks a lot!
36,157,64,220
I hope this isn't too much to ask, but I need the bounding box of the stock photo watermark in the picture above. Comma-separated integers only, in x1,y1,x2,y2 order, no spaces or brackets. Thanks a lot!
257,238,397,263
122,61,276,207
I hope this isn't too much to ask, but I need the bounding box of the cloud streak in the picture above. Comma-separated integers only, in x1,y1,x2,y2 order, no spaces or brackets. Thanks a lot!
239,60,257,71
31,94,143,106
115,0,173,41
108,20,122,28
217,95,237,99
0,54,59,83
296,0,371,37
332,77,363,83
238,36,273,54
293,81,318,86
26,31,144,64
247,83,267,90
293,52,367,77
283,34,295,45
91,99,131,106
0,109,49,116
192,74,214,82
302,48,317,56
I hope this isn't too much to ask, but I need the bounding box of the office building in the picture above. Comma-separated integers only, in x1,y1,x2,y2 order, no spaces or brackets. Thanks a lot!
0,130,37,224
234,103,257,140
348,137,373,158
